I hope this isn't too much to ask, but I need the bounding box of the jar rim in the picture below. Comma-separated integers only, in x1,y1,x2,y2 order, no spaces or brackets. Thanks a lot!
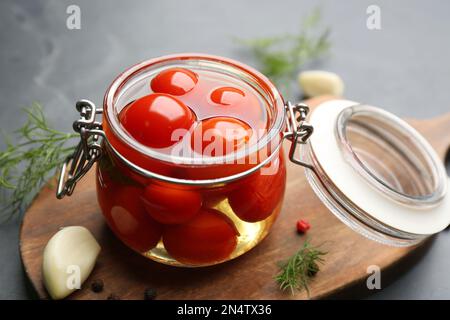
335,105,447,209
102,53,286,184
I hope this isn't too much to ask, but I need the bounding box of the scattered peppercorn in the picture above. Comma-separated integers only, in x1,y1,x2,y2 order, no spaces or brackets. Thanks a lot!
144,288,157,300
90,279,104,293
107,294,121,300
296,219,311,234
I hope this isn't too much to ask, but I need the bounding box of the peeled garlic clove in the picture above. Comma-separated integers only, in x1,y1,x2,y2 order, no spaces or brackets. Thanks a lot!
298,70,344,97
42,226,100,300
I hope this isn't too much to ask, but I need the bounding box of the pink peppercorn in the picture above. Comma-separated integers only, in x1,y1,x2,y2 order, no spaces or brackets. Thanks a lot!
296,219,311,234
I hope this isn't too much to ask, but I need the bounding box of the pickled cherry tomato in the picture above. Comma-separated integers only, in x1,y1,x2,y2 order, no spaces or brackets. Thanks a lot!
191,117,252,156
228,154,286,222
106,185,162,252
142,184,202,224
112,156,160,187
162,208,238,265
120,93,196,148
151,68,198,96
210,86,245,105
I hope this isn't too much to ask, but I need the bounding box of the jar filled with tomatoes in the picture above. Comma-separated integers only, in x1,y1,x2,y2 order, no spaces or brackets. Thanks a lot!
57,54,305,267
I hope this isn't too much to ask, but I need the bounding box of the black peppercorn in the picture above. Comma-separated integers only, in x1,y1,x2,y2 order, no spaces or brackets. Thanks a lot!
91,279,104,293
144,288,157,300
107,294,120,300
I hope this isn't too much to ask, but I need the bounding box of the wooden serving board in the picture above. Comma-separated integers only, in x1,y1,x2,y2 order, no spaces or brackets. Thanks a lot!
19,96,450,300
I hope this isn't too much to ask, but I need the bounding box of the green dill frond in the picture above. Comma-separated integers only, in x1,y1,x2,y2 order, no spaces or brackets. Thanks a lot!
235,7,331,97
0,103,78,221
275,239,327,296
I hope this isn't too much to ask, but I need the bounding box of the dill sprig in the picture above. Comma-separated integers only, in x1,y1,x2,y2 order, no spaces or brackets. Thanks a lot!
275,239,327,296
0,103,78,220
236,7,330,96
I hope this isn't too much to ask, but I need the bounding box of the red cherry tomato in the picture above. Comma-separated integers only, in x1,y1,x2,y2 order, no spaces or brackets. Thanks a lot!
151,68,198,96
110,151,175,187
191,116,252,156
142,183,202,224
119,93,196,149
201,183,238,208
162,208,238,265
228,153,286,222
96,156,115,190
210,86,245,105
105,102,175,179
209,86,265,132
103,185,162,252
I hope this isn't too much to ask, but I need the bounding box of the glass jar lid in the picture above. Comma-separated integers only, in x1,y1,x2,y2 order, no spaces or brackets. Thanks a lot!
302,99,450,246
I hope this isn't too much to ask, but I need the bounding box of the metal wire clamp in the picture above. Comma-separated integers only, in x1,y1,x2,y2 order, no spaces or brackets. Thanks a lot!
56,100,104,199
283,101,314,170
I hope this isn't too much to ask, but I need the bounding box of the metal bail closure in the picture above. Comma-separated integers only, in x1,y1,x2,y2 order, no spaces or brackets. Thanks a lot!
56,100,104,199
283,101,314,170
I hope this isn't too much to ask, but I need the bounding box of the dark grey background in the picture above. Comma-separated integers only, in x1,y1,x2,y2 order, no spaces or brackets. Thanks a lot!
1,0,449,299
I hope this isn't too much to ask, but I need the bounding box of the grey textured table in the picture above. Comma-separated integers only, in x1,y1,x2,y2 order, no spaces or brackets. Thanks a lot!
1,0,449,300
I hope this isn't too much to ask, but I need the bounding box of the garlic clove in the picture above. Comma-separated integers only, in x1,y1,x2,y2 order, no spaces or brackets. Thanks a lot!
42,226,101,300
298,70,344,98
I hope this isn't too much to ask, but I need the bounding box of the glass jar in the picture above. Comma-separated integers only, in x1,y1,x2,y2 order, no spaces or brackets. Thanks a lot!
59,54,291,267
57,54,450,267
